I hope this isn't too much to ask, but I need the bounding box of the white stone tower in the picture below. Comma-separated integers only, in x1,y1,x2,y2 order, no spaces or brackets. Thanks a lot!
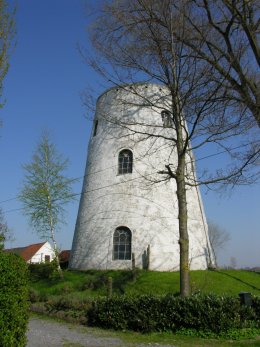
70,84,213,271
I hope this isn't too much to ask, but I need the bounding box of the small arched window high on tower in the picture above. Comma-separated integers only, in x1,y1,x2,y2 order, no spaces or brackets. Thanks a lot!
113,226,132,260
118,149,133,175
161,110,173,128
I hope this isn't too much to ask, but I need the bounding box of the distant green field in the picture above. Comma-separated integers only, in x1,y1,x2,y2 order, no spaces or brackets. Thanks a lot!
30,269,260,299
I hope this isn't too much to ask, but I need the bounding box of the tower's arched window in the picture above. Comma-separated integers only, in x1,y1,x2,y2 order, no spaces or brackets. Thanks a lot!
118,149,133,175
161,110,173,128
113,226,132,260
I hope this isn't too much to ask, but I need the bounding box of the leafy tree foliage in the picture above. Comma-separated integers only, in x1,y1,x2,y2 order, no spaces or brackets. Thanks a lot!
19,133,75,273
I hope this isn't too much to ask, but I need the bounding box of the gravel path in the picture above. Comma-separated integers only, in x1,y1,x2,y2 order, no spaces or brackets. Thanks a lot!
26,317,177,347
27,317,122,347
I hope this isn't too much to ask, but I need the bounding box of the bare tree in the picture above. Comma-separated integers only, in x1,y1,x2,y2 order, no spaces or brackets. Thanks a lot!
0,208,13,250
208,220,230,266
84,0,259,296
230,256,237,269
170,0,260,128
0,0,15,113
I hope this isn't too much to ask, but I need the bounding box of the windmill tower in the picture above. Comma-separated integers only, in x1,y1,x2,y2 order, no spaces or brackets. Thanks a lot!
70,84,214,271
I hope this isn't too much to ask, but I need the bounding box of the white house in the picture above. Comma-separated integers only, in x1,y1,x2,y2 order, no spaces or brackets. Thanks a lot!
4,241,55,263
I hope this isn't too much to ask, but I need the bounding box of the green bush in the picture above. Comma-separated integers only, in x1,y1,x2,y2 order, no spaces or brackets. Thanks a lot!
252,296,260,324
88,293,260,333
28,288,40,303
45,296,92,312
28,261,57,280
0,252,29,347
44,296,92,324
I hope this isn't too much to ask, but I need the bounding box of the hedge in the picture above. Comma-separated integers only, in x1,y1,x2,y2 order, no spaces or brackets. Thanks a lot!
28,261,57,280
0,252,29,347
87,293,260,333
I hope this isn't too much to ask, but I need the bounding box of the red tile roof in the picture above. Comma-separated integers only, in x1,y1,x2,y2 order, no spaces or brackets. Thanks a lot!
4,242,46,261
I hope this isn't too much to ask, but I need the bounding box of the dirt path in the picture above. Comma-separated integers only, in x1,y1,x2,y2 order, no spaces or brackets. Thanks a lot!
26,317,177,347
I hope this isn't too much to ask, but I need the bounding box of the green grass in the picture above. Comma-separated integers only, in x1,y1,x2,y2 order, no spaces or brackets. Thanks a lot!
61,331,260,347
30,269,260,299
191,270,260,294
121,331,260,347
29,270,260,346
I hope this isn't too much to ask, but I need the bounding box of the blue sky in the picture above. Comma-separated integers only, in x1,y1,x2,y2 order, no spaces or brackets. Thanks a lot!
0,0,259,268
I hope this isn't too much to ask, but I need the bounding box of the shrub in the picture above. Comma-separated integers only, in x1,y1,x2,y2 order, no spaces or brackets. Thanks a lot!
87,293,259,333
28,288,40,303
44,296,92,324
251,296,260,326
45,296,92,312
252,296,260,319
0,252,29,346
28,261,57,280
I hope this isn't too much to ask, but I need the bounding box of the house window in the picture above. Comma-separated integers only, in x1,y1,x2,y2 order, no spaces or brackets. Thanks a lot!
93,120,98,136
45,255,50,263
118,149,133,174
161,110,173,128
113,227,132,260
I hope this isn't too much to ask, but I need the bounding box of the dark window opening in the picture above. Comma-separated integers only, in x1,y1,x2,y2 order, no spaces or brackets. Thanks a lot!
118,149,133,175
113,227,132,260
161,110,173,128
93,120,98,136
45,255,50,263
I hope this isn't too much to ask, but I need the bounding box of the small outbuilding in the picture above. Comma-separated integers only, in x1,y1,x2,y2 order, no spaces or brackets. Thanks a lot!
4,241,55,263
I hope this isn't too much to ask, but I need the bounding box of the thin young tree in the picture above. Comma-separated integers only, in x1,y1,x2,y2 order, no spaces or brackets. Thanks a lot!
19,134,75,274
84,0,259,296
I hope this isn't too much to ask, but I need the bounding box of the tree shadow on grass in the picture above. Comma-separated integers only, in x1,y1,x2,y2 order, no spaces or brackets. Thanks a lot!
215,271,260,292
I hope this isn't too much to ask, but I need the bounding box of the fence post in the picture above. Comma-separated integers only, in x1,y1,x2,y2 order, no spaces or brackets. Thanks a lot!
132,252,137,282
147,245,150,270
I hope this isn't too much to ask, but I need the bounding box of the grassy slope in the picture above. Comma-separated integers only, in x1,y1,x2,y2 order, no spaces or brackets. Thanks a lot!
30,270,260,346
30,269,260,298
125,270,260,295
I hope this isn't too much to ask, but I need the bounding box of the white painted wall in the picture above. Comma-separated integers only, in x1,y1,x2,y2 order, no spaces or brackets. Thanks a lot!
70,84,214,271
29,242,55,264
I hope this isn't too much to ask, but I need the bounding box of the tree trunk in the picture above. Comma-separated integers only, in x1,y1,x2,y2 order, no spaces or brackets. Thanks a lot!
48,195,63,277
51,232,63,277
176,155,190,297
173,87,190,297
